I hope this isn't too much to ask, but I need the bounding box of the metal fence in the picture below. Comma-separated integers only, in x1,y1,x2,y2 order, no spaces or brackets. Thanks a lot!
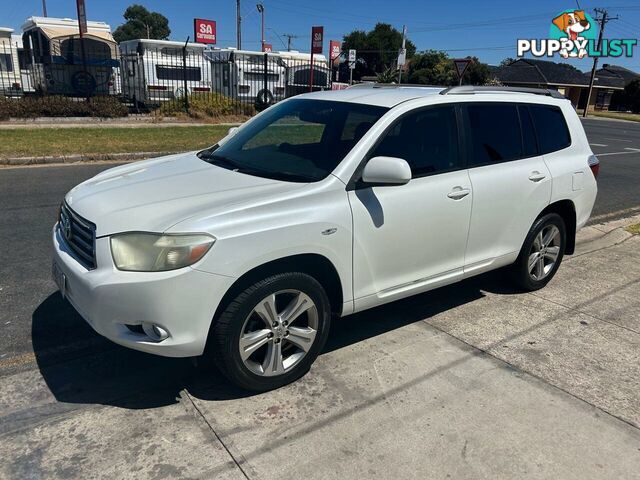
1,38,338,115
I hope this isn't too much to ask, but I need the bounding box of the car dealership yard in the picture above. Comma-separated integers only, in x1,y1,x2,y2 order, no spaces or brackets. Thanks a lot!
0,117,639,479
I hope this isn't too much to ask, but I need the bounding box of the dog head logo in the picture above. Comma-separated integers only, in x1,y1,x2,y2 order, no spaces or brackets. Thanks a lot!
550,9,597,58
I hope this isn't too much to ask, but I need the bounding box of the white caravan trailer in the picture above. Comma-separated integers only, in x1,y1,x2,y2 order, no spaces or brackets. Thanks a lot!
119,39,212,107
205,48,286,108
21,17,118,96
0,28,22,96
275,50,331,96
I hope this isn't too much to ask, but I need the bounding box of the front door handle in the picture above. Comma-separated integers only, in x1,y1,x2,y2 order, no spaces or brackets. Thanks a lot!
447,187,471,200
529,171,547,182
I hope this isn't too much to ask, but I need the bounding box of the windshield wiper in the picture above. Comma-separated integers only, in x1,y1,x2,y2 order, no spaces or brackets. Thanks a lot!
202,154,244,171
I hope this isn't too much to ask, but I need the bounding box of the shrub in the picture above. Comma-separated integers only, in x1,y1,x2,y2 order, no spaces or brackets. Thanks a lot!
0,96,128,120
156,93,255,119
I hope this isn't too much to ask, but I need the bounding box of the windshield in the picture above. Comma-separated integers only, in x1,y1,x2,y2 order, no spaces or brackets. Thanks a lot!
198,99,388,182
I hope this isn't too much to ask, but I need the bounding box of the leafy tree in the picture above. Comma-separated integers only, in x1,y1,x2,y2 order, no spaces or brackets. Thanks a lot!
113,5,171,43
622,79,640,112
341,23,416,80
407,51,490,86
376,66,398,83
499,57,516,67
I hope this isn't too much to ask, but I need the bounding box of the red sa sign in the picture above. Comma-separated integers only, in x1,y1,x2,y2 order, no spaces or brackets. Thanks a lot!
194,18,217,44
311,26,324,54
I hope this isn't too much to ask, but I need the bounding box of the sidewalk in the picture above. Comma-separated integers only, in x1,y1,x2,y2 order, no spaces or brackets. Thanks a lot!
1,220,639,479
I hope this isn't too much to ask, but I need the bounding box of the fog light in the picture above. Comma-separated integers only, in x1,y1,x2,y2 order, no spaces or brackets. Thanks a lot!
141,322,169,341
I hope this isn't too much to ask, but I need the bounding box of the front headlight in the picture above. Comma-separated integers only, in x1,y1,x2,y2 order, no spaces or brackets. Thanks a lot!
110,233,215,272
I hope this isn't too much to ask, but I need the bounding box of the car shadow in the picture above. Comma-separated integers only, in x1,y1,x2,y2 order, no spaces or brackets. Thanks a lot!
32,268,519,409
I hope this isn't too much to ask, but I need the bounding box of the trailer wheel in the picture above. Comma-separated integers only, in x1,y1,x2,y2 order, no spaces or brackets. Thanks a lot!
255,89,274,110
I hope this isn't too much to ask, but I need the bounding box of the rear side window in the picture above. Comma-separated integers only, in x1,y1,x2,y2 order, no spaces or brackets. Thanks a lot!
528,105,571,154
466,104,522,166
371,105,460,178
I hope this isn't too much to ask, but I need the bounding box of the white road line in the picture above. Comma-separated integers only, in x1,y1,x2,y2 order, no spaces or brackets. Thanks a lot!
624,147,640,152
602,137,633,142
597,150,640,157
589,143,608,147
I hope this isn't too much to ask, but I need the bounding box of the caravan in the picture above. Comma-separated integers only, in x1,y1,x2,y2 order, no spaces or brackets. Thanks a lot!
205,48,286,108
119,39,212,107
0,28,22,97
21,16,118,96
275,50,331,96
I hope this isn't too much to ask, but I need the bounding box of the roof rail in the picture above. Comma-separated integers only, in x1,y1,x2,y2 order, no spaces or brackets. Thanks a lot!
440,85,566,99
347,82,445,90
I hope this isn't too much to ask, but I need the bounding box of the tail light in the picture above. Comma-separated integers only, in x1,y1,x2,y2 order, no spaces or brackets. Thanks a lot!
588,154,600,179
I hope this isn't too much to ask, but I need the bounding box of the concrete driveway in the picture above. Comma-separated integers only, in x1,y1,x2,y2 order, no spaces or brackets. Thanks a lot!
1,229,639,479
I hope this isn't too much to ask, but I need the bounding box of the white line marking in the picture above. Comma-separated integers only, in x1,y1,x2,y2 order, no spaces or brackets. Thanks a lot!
597,151,640,157
602,137,632,142
589,143,608,147
624,147,640,152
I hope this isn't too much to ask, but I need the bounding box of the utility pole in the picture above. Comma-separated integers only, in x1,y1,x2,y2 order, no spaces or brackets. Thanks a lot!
583,8,618,117
42,0,48,16
283,33,298,51
236,0,242,50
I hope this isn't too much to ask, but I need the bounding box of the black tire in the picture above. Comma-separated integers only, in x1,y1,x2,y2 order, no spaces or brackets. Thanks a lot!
208,272,331,391
512,213,566,291
255,89,274,110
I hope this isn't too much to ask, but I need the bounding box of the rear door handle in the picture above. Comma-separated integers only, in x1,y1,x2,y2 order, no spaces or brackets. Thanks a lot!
529,171,546,182
447,187,471,200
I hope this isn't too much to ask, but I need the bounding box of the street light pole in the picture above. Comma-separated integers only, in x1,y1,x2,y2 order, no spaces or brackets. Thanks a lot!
42,0,48,16
256,3,265,52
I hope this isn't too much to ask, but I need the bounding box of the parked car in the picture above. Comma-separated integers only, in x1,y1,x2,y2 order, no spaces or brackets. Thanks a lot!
52,85,598,391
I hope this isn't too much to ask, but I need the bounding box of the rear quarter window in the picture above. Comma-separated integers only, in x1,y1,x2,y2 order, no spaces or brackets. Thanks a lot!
528,105,571,154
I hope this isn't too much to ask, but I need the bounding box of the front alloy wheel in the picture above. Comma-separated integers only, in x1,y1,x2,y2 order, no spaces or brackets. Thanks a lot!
209,272,331,391
239,290,318,377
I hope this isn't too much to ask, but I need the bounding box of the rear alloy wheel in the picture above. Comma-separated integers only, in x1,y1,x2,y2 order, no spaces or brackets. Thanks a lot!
513,213,566,291
209,273,331,391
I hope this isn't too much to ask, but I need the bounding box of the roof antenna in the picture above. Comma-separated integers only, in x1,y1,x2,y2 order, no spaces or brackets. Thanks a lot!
575,0,582,9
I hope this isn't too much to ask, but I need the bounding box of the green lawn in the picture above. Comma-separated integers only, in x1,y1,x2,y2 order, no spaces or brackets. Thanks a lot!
0,126,232,159
590,111,640,122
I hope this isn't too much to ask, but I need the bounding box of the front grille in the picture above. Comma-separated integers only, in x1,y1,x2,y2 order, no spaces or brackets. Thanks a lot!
59,202,97,270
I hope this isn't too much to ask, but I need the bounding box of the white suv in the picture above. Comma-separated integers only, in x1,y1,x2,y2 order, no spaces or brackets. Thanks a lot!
52,85,598,391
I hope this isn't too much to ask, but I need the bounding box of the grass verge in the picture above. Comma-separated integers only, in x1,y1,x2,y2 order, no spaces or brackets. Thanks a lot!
0,126,231,159
625,223,640,235
590,111,640,122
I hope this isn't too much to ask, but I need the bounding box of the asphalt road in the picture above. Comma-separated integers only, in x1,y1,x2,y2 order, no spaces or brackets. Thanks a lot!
0,117,638,373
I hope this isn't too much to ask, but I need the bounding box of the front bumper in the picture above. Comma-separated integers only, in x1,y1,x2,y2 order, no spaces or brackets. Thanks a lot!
52,224,235,357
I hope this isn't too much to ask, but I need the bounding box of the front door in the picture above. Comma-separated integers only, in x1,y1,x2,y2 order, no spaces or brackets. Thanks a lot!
349,104,473,311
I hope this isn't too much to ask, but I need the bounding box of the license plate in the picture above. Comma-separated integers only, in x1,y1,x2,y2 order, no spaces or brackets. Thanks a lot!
52,262,66,299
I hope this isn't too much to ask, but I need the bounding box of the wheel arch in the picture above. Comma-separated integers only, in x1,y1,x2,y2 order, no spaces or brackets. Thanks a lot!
538,199,577,254
211,253,345,326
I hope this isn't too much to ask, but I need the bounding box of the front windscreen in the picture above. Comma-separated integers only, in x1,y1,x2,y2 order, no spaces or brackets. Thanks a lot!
198,99,388,182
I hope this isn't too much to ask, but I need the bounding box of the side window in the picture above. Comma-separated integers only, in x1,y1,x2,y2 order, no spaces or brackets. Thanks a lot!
529,105,571,154
370,105,460,178
518,105,538,157
466,103,522,166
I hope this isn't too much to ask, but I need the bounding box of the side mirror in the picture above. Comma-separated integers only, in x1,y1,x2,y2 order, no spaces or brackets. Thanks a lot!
227,127,239,137
361,156,411,186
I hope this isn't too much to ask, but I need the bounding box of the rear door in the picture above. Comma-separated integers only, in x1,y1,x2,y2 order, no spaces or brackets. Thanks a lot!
462,102,552,274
